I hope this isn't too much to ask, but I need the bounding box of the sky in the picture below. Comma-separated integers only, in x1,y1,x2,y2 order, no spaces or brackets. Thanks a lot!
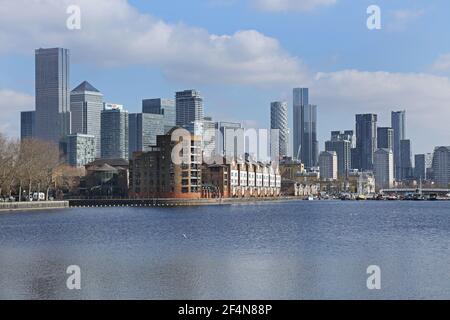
1,0,450,155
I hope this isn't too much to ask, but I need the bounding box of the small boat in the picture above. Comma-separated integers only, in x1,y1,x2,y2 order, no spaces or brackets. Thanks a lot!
356,194,366,201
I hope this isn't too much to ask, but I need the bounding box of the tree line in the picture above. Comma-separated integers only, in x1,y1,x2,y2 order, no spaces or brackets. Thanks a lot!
0,134,64,201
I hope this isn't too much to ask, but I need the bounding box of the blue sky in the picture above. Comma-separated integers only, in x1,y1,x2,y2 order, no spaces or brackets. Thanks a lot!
1,0,450,154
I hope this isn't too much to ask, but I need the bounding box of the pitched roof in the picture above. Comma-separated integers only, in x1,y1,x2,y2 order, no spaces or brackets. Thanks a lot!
72,81,100,93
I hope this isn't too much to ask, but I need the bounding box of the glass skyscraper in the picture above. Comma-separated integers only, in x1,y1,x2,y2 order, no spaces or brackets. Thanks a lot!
377,127,394,150
142,98,176,133
270,101,289,158
391,110,406,181
70,81,104,158
101,104,129,160
293,88,318,168
35,48,71,144
293,88,308,161
175,90,204,131
355,114,378,171
20,111,35,140
129,113,165,158
325,130,353,177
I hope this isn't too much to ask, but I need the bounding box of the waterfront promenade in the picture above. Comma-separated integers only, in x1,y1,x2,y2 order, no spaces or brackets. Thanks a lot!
0,201,69,212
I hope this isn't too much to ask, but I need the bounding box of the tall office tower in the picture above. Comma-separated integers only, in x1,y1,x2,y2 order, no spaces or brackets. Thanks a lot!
399,139,413,180
293,88,308,161
414,153,433,181
67,134,96,167
391,110,406,181
175,90,204,130
300,104,318,168
270,101,289,158
319,151,338,180
377,127,394,150
355,114,378,171
432,146,450,187
70,81,104,158
142,98,176,133
374,148,394,190
193,117,218,162
101,104,129,160
325,130,353,177
35,48,71,144
20,111,35,140
217,121,243,159
129,113,165,158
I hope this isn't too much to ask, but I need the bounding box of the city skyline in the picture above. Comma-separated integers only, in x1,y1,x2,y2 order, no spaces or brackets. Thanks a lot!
1,0,450,155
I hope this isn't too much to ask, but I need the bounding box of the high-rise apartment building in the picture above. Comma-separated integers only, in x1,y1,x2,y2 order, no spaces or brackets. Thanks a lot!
432,146,450,187
400,139,413,180
377,127,394,150
319,151,338,180
414,153,433,181
70,81,103,158
35,48,71,144
355,114,378,171
325,130,353,177
374,148,394,190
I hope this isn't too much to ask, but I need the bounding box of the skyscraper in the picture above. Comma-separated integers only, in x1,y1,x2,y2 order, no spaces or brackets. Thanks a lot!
129,113,165,158
377,127,393,150
101,104,129,160
374,148,394,190
142,98,176,133
70,81,103,158
325,130,353,177
293,89,318,167
432,146,450,187
355,114,378,171
20,111,35,140
414,153,433,181
293,88,308,161
35,48,71,144
391,110,406,181
319,151,338,180
175,90,204,131
270,101,289,158
400,139,413,180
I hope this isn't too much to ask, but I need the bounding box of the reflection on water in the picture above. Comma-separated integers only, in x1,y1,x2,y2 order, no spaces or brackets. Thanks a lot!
0,201,450,299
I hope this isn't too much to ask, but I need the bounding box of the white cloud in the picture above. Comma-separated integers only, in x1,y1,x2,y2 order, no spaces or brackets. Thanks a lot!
431,54,450,72
0,89,34,138
387,8,426,31
251,0,337,12
0,0,308,86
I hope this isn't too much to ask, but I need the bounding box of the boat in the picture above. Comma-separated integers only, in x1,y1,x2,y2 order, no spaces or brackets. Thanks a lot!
355,194,366,201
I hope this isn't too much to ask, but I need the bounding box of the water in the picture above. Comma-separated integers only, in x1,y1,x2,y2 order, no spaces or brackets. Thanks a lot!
0,201,449,299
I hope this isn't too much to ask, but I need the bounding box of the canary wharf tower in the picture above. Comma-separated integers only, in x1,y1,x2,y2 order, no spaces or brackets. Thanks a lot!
35,48,71,144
